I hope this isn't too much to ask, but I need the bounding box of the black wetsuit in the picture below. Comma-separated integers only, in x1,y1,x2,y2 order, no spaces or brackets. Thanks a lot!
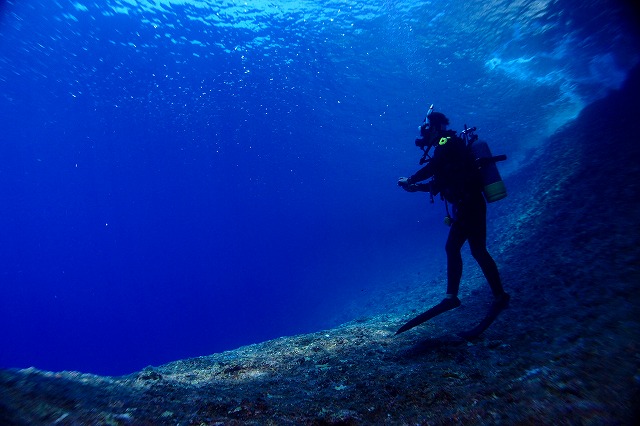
406,132,505,298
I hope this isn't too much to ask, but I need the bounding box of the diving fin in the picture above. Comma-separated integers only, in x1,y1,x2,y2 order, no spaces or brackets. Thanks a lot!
458,293,510,339
395,297,461,335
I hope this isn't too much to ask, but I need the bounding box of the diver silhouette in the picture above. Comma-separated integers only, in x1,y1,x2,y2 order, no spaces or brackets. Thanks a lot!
396,110,510,337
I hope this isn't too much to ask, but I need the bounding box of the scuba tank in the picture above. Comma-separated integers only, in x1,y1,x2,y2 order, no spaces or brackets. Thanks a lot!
470,141,507,203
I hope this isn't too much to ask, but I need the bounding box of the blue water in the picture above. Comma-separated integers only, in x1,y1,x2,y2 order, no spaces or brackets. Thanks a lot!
0,0,637,376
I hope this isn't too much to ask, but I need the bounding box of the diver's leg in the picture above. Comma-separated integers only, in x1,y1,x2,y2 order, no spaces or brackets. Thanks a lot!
469,238,505,297
466,196,506,298
461,219,510,339
445,224,466,297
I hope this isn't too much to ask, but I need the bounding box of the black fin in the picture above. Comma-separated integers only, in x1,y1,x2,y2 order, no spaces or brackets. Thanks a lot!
395,297,461,335
458,293,510,339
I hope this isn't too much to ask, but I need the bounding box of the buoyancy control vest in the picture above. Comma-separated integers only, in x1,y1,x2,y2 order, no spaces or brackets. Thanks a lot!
430,131,483,205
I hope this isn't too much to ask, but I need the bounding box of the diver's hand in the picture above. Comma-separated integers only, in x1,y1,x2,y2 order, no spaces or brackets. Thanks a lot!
398,177,418,192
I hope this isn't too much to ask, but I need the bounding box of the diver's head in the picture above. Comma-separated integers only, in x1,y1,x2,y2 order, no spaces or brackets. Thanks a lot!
428,112,449,131
415,110,450,152
427,112,449,130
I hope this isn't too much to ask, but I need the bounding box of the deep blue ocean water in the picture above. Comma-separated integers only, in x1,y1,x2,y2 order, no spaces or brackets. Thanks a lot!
0,0,638,376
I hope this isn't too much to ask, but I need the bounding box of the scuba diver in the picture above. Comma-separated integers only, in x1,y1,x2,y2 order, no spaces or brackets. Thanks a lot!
396,107,510,337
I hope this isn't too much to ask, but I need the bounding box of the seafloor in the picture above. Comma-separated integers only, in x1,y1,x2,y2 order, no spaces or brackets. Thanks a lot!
2,67,639,425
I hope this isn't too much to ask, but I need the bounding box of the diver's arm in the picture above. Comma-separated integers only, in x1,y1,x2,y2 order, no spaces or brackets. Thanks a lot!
411,182,432,192
406,162,435,184
398,161,434,192
397,179,431,192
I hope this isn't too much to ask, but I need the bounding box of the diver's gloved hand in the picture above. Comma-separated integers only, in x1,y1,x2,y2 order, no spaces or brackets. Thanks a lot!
398,177,418,192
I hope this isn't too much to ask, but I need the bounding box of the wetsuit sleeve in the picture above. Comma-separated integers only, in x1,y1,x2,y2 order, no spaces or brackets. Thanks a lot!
406,161,435,185
412,182,432,192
